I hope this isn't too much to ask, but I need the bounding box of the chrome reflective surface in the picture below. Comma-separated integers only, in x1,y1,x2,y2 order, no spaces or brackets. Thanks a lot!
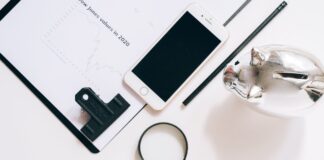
223,45,324,116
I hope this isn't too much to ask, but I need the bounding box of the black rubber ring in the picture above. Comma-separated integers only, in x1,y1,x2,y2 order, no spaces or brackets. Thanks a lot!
138,122,188,160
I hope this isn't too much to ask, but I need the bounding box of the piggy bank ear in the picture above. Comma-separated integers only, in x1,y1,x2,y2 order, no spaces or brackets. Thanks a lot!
251,47,265,66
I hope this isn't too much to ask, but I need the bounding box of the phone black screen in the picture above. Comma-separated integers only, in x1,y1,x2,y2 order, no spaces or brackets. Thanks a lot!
132,12,221,101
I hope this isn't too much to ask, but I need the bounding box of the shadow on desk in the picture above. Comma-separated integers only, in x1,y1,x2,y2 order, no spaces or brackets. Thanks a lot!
206,96,305,160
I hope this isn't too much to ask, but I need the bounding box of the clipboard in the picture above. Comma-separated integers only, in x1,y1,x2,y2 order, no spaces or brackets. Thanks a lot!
0,0,249,153
0,54,103,153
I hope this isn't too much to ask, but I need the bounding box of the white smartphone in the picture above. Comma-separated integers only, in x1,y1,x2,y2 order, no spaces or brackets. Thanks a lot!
124,3,228,110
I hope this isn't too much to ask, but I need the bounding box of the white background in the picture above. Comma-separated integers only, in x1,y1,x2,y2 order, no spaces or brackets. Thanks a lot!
0,0,9,10
1,0,324,159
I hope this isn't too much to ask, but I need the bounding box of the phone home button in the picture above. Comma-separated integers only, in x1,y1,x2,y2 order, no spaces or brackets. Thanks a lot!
140,87,149,96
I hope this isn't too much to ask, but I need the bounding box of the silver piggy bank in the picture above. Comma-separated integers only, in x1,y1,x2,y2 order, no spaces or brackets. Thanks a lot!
223,45,324,116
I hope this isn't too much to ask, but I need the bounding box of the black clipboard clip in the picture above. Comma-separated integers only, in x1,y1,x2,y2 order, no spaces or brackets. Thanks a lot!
75,88,130,141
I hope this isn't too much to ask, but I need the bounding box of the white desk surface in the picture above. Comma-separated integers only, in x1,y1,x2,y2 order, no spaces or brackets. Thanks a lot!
0,0,9,10
1,0,324,159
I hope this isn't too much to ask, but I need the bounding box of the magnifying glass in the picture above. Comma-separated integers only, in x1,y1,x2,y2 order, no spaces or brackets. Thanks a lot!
138,122,189,160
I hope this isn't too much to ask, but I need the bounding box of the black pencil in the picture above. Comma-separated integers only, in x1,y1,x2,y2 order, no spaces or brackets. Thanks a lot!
183,1,288,106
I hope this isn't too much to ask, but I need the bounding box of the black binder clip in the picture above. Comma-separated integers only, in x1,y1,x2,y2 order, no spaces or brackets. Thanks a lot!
75,88,130,141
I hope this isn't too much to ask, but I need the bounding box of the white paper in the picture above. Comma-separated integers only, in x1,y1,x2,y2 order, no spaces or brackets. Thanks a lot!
0,0,246,150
